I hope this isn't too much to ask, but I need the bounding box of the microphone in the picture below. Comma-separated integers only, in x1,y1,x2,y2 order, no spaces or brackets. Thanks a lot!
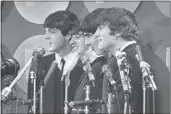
101,64,116,88
1,58,20,77
31,47,45,73
1,47,45,102
1,57,33,102
69,99,104,108
32,47,45,58
115,51,130,92
135,45,157,90
135,45,144,62
61,52,79,81
80,53,95,87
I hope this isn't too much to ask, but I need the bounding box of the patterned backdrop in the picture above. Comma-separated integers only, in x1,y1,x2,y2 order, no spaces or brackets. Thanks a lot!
1,1,170,113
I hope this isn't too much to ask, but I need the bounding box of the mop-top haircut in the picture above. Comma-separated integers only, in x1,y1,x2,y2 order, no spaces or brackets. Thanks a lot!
44,10,80,36
96,7,140,41
80,8,105,34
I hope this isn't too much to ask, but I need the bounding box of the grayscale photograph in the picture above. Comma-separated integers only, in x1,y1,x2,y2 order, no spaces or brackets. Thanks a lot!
1,1,170,113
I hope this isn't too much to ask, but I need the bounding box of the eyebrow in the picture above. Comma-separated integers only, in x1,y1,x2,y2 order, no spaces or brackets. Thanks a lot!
84,33,93,36
98,25,104,30
48,28,59,32
94,34,100,38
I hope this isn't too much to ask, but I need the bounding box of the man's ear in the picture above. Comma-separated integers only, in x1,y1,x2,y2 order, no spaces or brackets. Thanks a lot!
115,32,122,40
85,38,90,45
66,30,72,40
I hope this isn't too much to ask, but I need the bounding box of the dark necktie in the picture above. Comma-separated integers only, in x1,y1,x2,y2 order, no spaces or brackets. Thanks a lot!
61,58,65,74
60,58,65,113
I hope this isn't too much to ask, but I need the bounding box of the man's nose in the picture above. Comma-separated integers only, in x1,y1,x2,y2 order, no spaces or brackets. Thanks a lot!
70,37,76,44
85,39,90,45
44,33,50,40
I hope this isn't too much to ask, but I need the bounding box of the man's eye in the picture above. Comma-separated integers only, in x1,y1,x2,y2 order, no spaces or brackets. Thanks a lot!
48,28,58,33
49,30,56,33
98,25,104,30
95,35,100,39
85,34,92,37
87,34,92,37
77,36,81,39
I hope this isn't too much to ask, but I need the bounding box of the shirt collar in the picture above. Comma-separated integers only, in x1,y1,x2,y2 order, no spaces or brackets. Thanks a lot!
120,40,136,52
55,53,62,65
55,51,71,65
85,47,103,63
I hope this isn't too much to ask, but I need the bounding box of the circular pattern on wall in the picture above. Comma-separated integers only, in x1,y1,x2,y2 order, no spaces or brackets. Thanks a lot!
13,35,52,93
14,1,69,24
84,1,140,13
155,1,170,17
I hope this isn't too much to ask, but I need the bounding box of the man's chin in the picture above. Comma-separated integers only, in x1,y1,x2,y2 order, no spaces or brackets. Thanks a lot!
48,48,56,53
93,47,104,55
95,51,105,56
75,50,84,54
97,46,105,52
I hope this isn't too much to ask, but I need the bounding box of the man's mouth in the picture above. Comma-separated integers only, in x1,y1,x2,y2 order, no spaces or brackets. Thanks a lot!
98,38,102,43
71,43,78,50
48,42,52,46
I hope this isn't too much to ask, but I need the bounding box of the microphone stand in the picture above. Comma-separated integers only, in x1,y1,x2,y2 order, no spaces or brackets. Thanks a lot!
115,51,132,114
63,73,70,114
147,85,150,113
107,83,113,114
84,84,90,114
135,44,157,114
30,57,39,114
64,81,69,114
142,74,146,114
70,75,103,113
120,69,131,114
142,78,150,114
39,74,44,114
141,66,157,114
70,76,91,114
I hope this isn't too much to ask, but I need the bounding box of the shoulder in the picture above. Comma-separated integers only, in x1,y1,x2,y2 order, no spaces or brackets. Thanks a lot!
91,56,107,71
41,53,55,61
39,53,55,69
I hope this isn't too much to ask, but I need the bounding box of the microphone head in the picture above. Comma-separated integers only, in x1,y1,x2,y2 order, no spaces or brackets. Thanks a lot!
79,53,89,65
69,101,74,108
1,58,20,77
32,47,45,58
135,45,144,62
115,51,126,59
102,64,113,77
102,64,109,73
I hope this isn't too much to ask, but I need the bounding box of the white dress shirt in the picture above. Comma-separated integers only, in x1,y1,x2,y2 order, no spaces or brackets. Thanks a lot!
55,52,71,71
85,47,104,63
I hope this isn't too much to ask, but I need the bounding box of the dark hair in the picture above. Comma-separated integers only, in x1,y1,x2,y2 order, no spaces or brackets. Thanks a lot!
79,8,105,34
97,7,139,41
44,10,80,36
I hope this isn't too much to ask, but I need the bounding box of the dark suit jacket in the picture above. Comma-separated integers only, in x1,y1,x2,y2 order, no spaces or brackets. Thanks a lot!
73,56,107,112
102,43,170,113
27,53,84,113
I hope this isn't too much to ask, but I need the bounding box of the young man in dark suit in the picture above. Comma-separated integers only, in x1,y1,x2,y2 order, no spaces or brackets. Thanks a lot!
27,10,84,113
94,7,170,113
69,8,107,113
